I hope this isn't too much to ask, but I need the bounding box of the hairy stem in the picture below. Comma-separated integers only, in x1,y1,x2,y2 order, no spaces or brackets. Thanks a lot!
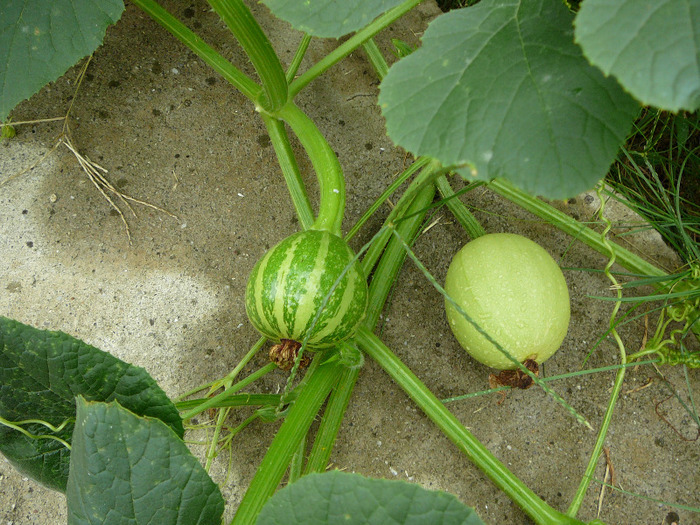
435,175,486,239
303,365,360,474
180,363,277,421
274,102,345,234
286,34,312,83
260,114,315,229
356,327,587,525
230,361,342,525
207,0,287,111
288,0,425,98
130,0,261,102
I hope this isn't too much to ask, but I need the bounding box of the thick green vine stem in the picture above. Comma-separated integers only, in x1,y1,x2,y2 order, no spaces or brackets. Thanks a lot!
303,365,359,474
364,181,437,327
288,0,424,97
274,102,345,234
231,360,343,525
355,327,589,525
286,34,312,83
360,160,442,277
260,113,315,229
346,157,431,241
179,363,277,421
207,0,288,111
435,174,486,239
130,0,261,102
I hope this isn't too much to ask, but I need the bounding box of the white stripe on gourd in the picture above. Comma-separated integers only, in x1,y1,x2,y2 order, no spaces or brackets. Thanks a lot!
245,230,368,349
291,232,329,338
274,234,303,337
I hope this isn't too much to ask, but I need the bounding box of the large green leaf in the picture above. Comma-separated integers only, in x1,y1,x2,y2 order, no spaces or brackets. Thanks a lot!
256,470,485,524
261,0,405,38
378,0,639,199
0,316,183,492
0,0,125,121
574,0,700,112
66,398,224,525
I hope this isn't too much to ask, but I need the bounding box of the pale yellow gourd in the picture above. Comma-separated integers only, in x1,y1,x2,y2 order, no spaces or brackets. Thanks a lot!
445,233,570,370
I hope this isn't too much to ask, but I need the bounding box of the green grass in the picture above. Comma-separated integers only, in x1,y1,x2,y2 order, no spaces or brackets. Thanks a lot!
606,109,700,265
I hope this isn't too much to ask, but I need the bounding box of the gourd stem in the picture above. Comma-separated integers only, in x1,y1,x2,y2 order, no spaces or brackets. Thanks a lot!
175,393,281,412
180,363,277,421
286,34,312,84
288,435,306,484
230,361,343,525
356,327,588,525
345,156,431,241
361,39,389,79
303,365,360,474
364,180,436,328
435,174,486,239
275,102,345,234
288,0,424,98
361,159,441,277
207,0,288,111
130,0,261,102
260,114,315,229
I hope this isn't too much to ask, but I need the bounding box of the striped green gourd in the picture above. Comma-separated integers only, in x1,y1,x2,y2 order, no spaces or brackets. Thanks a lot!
245,229,368,349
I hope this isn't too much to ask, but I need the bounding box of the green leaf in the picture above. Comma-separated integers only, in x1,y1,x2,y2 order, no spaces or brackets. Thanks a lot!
0,0,125,121
66,398,224,525
378,0,640,199
256,470,485,525
575,0,700,112
391,38,416,59
0,316,183,492
1,120,16,139
261,0,405,38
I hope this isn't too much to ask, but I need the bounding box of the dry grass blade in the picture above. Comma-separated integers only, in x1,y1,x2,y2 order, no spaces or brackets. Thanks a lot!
2,55,177,244
3,117,65,126
60,134,178,244
420,215,444,235
596,446,616,518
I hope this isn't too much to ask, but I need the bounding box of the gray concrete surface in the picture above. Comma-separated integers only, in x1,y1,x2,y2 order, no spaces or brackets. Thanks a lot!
1,1,697,524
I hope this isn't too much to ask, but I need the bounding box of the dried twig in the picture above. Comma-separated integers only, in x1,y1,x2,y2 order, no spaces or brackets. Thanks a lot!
2,55,177,243
60,133,177,244
596,447,616,518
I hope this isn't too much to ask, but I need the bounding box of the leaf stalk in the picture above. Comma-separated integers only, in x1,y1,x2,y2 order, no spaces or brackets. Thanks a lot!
207,0,288,111
130,0,261,102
